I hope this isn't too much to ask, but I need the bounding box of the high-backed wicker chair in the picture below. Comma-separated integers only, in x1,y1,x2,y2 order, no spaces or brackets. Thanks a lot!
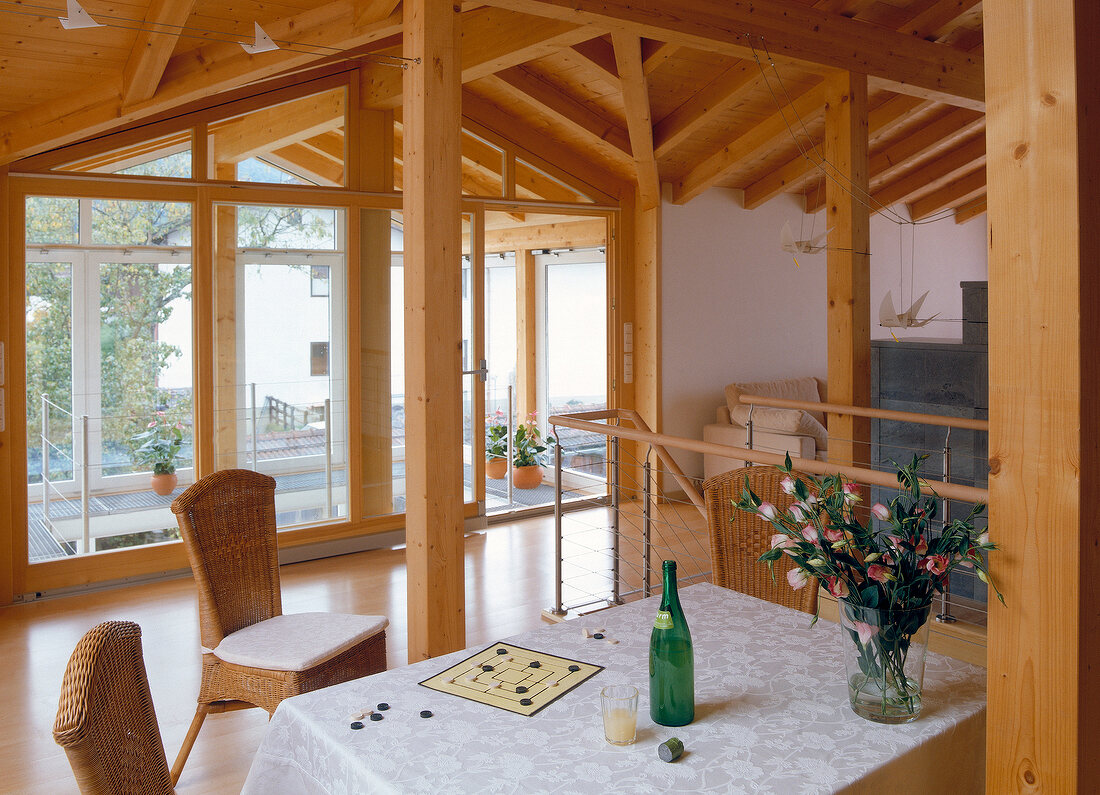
702,465,818,614
170,469,388,782
53,620,173,794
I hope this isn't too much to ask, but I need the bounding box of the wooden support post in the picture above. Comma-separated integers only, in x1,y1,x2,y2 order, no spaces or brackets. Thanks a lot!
213,164,239,469
0,166,13,605
403,0,465,661
984,2,1100,790
823,71,871,470
515,248,537,422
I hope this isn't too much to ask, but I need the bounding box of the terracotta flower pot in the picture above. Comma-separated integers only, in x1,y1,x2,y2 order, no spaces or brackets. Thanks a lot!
151,472,178,496
486,458,508,479
512,464,543,490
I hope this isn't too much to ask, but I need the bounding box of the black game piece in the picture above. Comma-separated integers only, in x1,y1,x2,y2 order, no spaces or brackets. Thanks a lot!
568,665,581,672
519,698,533,706
592,633,605,639
529,661,541,668
496,648,508,655
377,702,390,711
482,664,494,671
420,710,433,718
350,721,364,730
369,712,384,721
516,686,528,693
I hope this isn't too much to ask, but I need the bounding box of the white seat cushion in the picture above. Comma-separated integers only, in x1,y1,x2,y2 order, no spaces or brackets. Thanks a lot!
213,612,388,672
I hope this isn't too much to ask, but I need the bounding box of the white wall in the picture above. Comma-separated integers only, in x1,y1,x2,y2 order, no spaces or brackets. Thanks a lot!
661,187,987,478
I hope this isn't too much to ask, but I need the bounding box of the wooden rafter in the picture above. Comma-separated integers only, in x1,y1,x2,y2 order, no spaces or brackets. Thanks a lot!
953,194,986,224
210,90,345,163
653,61,759,159
869,107,984,182
361,7,599,109
0,0,402,165
901,0,983,41
571,37,619,81
741,94,925,210
908,166,985,220
641,40,679,74
673,81,826,205
268,143,344,184
300,131,345,164
484,67,633,158
611,32,660,209
121,0,198,107
871,134,985,209
477,0,984,108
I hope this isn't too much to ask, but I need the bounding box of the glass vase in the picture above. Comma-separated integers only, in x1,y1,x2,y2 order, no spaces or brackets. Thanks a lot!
837,600,932,724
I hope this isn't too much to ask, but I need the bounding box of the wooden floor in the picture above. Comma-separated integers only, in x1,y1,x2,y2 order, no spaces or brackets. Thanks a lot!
0,513,566,794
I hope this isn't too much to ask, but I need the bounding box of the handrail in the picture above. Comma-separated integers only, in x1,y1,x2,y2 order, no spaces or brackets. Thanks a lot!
739,394,989,432
549,409,989,505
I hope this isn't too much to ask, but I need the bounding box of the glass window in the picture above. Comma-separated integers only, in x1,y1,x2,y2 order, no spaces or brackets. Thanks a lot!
91,200,192,247
26,197,79,245
236,205,337,250
52,131,192,178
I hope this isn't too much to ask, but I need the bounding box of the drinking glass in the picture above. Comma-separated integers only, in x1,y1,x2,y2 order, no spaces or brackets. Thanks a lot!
600,685,639,745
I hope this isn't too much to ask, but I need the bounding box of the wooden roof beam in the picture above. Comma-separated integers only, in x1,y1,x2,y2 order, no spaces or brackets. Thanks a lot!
612,32,660,209
954,194,986,224
869,107,984,183
478,0,984,108
901,0,983,41
484,67,633,159
210,91,345,163
362,7,600,108
908,167,986,220
871,134,985,209
267,143,345,185
673,80,825,205
571,37,619,81
641,40,679,74
652,61,759,159
0,0,402,165
741,94,926,210
300,131,346,164
121,0,197,107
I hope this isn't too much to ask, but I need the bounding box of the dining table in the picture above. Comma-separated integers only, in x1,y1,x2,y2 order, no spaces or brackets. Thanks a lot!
242,582,986,794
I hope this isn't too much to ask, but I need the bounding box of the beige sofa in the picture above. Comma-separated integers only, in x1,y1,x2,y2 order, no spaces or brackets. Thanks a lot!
702,376,829,480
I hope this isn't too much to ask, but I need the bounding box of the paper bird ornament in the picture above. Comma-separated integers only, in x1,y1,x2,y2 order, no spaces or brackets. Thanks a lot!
780,220,830,255
59,0,104,29
240,22,280,54
879,290,939,329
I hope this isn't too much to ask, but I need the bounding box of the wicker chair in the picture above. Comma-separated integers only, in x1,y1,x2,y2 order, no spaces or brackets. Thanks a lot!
169,469,388,783
53,620,173,795
702,466,818,614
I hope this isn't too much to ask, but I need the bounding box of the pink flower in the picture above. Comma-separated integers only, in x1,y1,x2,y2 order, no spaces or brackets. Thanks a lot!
852,620,879,645
147,420,157,428
884,535,904,551
789,502,808,521
780,476,796,495
801,525,819,544
758,502,778,521
770,533,796,551
867,564,894,583
870,503,891,521
787,568,810,590
841,482,861,504
920,554,949,576
914,538,928,556
823,526,844,543
978,532,990,546
825,576,849,598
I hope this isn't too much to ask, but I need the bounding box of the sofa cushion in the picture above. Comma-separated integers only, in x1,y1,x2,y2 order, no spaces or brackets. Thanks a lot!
724,376,827,449
730,405,828,449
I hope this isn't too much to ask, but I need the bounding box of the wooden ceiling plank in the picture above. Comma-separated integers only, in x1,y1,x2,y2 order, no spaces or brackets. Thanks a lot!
907,166,986,220
871,134,985,209
611,32,660,209
652,61,758,159
954,194,986,224
362,7,599,109
477,0,984,108
487,67,633,156
673,80,825,205
121,0,198,107
641,40,679,74
571,37,619,81
462,89,628,199
742,94,927,210
901,0,983,41
0,0,402,165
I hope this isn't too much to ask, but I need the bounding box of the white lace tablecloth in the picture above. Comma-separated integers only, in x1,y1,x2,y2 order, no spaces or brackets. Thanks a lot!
242,583,985,794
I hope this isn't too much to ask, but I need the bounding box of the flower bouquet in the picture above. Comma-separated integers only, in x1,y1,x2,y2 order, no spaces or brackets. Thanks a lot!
734,453,1002,722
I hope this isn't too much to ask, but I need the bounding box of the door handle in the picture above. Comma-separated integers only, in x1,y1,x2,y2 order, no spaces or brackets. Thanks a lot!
462,358,488,383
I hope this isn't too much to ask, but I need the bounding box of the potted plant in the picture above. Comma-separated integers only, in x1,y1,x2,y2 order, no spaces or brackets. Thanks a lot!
131,412,185,495
512,413,555,489
734,453,1002,723
485,410,509,479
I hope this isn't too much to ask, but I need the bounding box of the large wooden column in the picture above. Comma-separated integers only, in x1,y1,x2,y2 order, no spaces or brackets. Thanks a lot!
515,248,537,422
0,165,13,605
985,2,1100,790
823,71,871,469
402,0,465,661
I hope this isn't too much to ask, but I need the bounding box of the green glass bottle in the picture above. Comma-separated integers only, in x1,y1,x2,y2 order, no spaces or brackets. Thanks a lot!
649,559,694,726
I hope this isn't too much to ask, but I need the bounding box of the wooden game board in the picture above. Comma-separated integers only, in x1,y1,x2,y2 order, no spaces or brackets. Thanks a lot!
419,642,603,716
